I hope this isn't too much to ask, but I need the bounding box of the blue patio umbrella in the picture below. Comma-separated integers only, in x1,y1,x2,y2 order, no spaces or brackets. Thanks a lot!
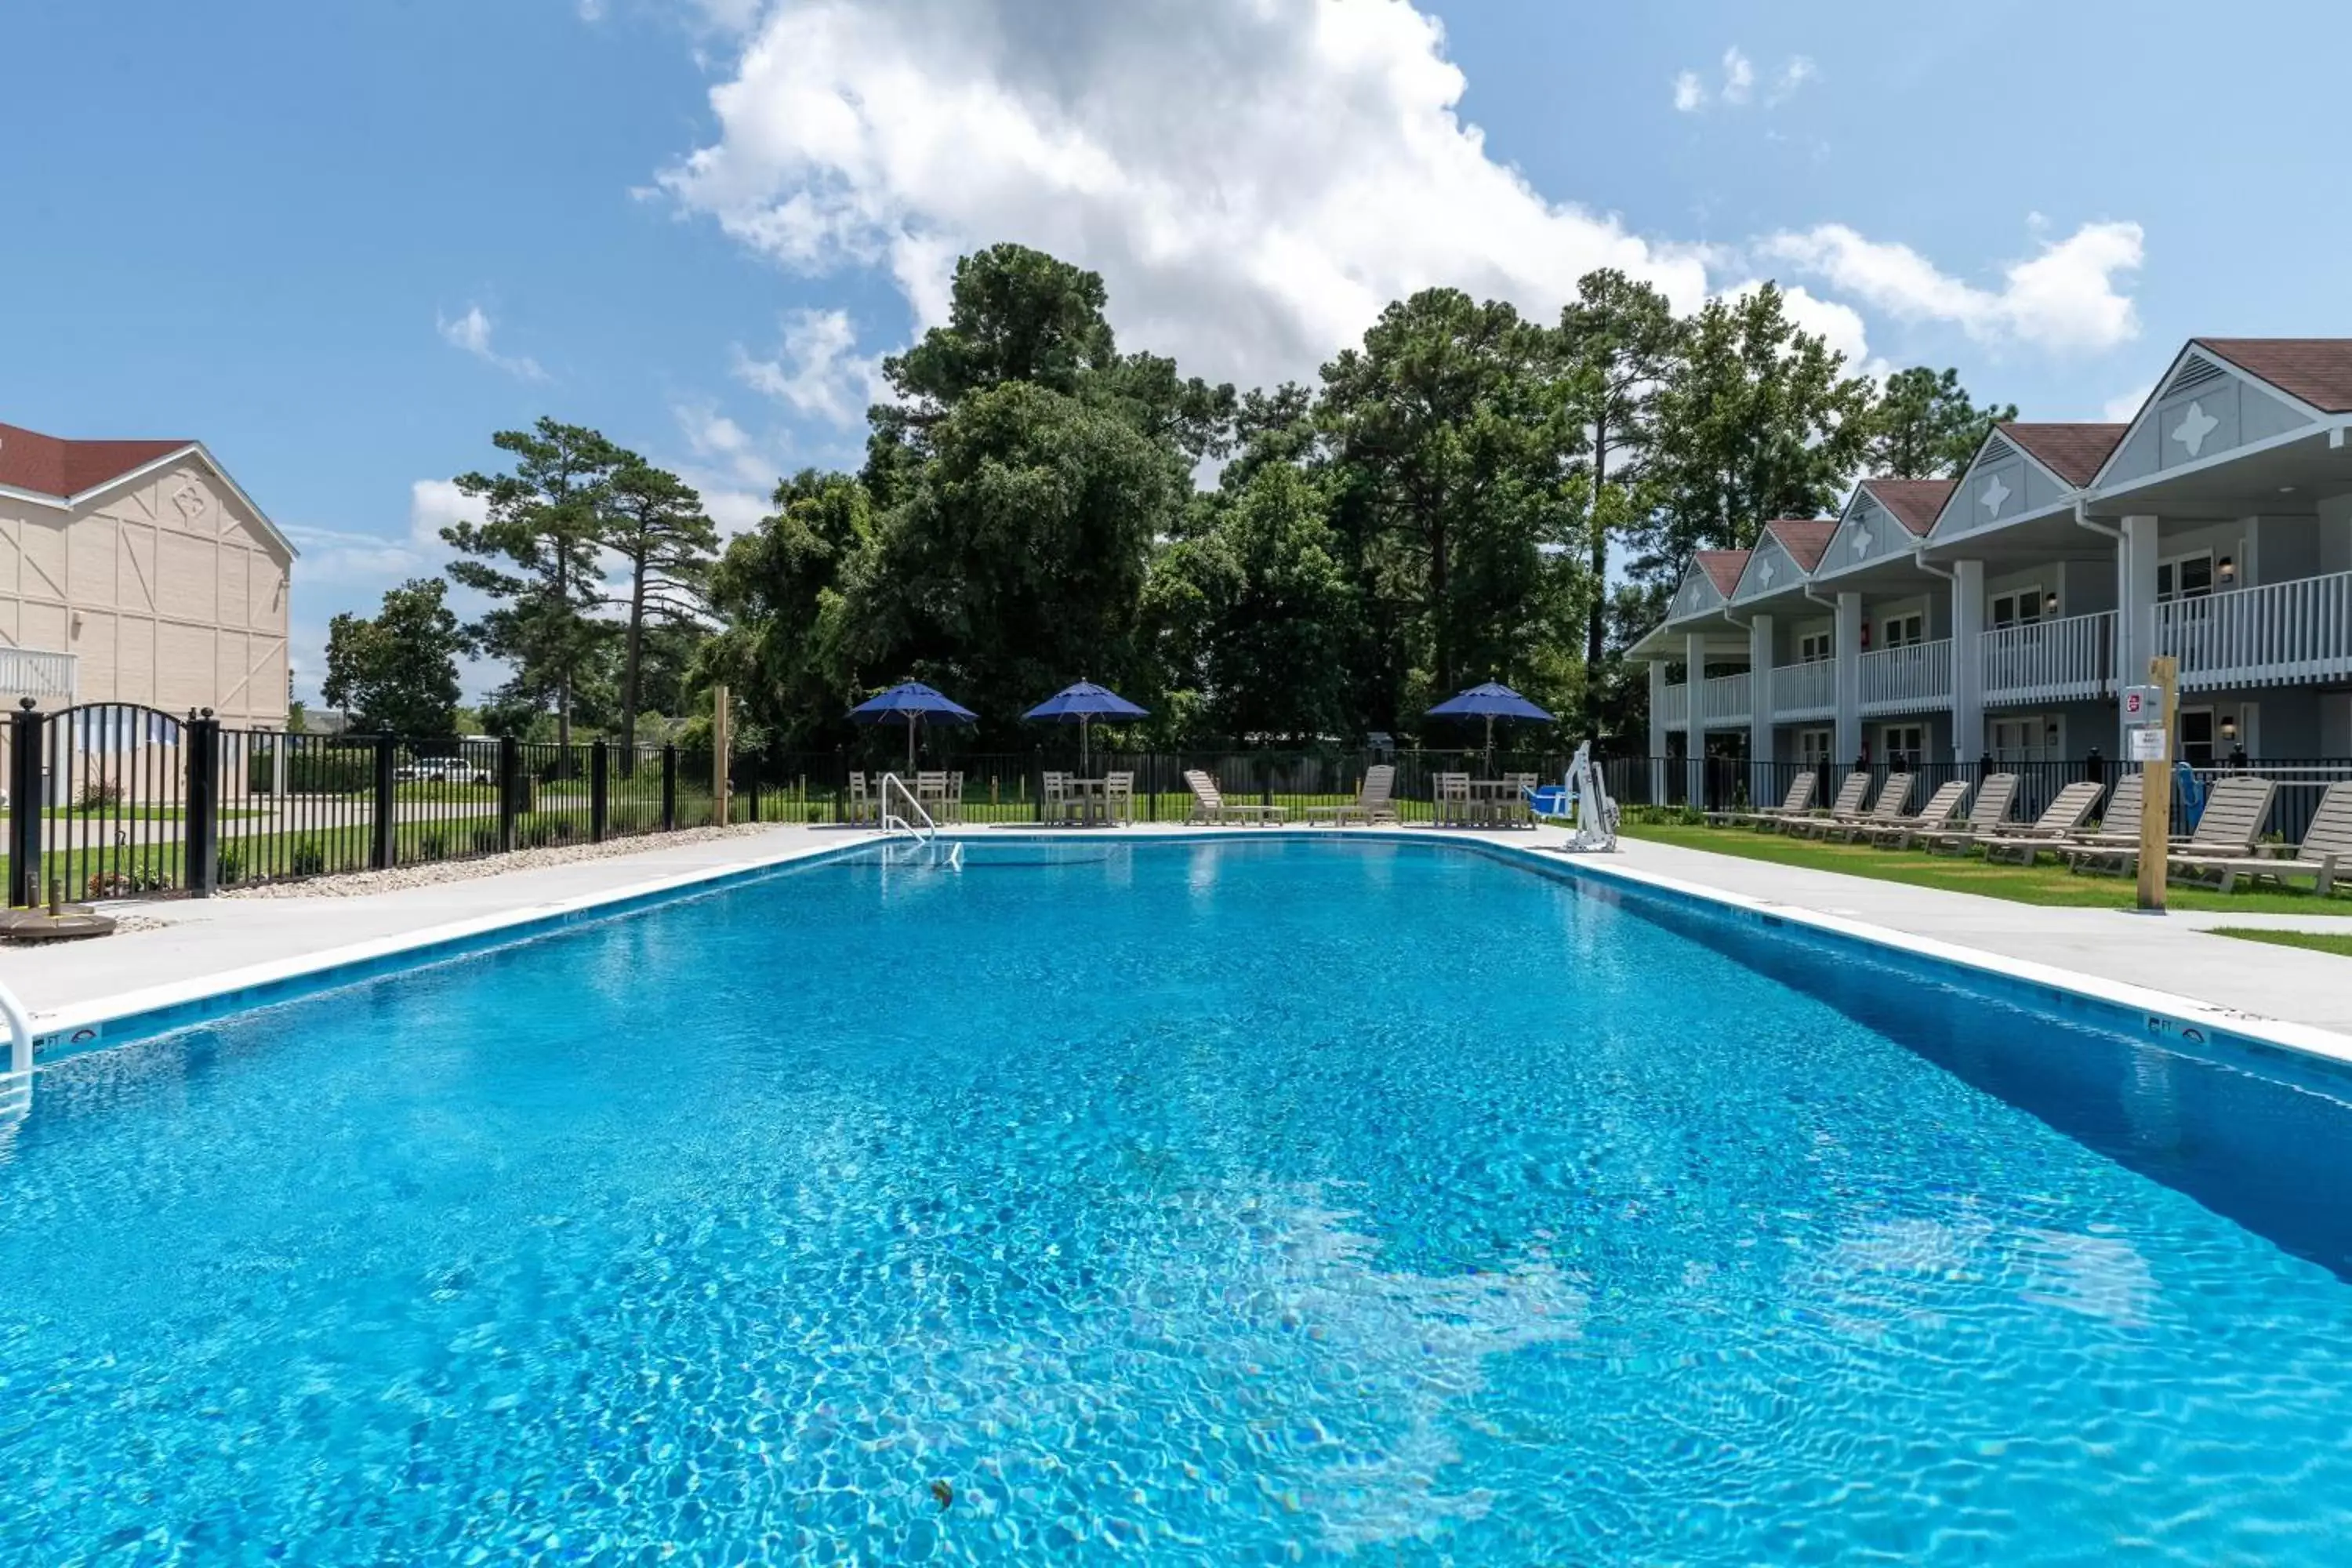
1023,680,1148,769
849,681,978,770
1426,680,1555,764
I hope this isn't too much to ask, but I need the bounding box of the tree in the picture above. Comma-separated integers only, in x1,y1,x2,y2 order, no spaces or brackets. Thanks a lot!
603,458,717,753
1866,366,2017,478
445,419,622,750
1558,270,1686,669
1635,284,1874,584
1318,289,1581,720
698,470,873,747
321,578,464,735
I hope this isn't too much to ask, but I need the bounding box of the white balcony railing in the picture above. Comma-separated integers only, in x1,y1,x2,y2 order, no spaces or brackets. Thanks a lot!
0,646,77,701
1657,679,1689,728
1982,611,2115,706
1771,658,1835,719
2156,570,2352,692
1700,671,1750,726
1859,637,1951,715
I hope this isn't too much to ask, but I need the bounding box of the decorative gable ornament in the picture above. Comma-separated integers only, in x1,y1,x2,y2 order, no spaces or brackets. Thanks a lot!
2171,401,2218,459
171,481,209,522
1849,526,1871,557
1758,559,1776,586
1980,475,2010,515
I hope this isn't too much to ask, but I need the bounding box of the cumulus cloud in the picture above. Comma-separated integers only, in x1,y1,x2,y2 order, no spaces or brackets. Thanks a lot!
2103,379,2157,423
437,304,548,382
659,0,1711,392
671,402,790,535
1670,45,1813,113
1719,47,1755,106
731,307,889,425
1769,56,1816,105
1757,220,2144,354
1671,71,1704,113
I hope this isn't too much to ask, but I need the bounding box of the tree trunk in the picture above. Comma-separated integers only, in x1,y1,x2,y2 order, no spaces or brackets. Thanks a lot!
1430,518,1452,695
1585,418,1610,670
622,556,646,756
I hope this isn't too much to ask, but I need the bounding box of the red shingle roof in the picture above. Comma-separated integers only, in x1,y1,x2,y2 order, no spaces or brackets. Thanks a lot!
1695,549,1749,598
1997,423,2125,488
2192,339,2352,414
0,420,193,501
1857,479,1955,536
1761,518,1838,571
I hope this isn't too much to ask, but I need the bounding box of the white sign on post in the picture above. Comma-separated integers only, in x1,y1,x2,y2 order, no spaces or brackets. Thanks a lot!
2129,727,2168,762
2122,685,2161,722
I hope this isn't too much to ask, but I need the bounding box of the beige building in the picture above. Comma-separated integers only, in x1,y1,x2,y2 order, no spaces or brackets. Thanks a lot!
0,419,295,728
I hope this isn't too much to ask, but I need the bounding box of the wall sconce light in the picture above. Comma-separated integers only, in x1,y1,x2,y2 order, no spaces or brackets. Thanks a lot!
2221,714,2239,742
2218,556,2236,585
2045,722,2061,742
2043,592,2060,615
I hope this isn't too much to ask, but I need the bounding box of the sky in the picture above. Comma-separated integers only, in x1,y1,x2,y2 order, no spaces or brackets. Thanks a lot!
8,0,2351,700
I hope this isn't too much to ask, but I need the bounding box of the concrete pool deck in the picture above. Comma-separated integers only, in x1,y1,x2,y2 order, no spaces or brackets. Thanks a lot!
4,820,2350,1065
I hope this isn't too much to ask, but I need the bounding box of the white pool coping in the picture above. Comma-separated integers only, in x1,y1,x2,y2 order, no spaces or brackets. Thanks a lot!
6,820,2350,1078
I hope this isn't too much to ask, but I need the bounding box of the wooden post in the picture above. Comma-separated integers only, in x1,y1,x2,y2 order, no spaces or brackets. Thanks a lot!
712,684,732,828
2136,655,2179,913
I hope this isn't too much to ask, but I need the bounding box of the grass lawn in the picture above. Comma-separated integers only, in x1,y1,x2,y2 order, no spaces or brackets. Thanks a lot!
1618,818,2352,916
2209,927,2352,959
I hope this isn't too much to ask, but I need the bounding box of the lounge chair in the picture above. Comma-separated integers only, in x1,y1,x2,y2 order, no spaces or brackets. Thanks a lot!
1869,780,1972,850
1772,772,1869,834
2171,779,2352,895
1967,780,2106,865
1706,772,1814,829
1306,764,1398,826
1915,773,2020,856
2061,774,2275,878
1184,769,1285,826
1794,773,1912,842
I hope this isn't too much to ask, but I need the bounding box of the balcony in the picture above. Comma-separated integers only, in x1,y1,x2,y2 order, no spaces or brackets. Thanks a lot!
2156,570,2352,692
1982,611,2115,706
1859,637,1951,716
0,646,77,702
1700,671,1750,726
1657,679,1689,728
1771,658,1834,720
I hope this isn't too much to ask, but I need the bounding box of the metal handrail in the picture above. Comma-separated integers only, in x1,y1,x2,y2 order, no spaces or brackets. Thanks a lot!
0,975,32,1119
877,771,936,844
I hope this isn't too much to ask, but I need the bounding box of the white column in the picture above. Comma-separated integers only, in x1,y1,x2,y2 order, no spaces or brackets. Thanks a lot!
1950,560,1984,765
1748,612,1775,800
2118,514,2160,754
1684,630,1708,806
1646,659,1668,803
1834,591,1863,768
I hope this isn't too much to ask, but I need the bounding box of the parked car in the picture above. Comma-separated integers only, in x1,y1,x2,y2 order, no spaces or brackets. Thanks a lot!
395,756,494,786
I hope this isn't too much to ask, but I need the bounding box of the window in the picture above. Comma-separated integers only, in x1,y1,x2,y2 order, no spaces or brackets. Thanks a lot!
1795,728,1834,766
1797,630,1833,663
2178,708,2215,768
1881,612,1926,648
2158,553,2214,602
1989,715,2063,764
1990,588,2044,629
1878,724,1928,768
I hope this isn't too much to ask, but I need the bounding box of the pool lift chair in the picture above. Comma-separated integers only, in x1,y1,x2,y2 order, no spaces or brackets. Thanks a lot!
1527,742,1619,853
0,974,33,1122
877,771,964,869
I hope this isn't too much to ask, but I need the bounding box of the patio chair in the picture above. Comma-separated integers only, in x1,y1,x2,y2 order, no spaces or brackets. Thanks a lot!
2171,779,2352,895
1916,772,2019,856
1795,773,1912,842
1184,768,1285,826
1104,771,1135,826
1705,772,1813,829
1868,779,1973,850
915,770,952,824
844,771,878,826
1773,772,1869,834
2061,774,2275,878
1965,779,2106,865
1433,772,1472,828
1306,764,1398,826
1041,771,1073,826
1498,772,1540,828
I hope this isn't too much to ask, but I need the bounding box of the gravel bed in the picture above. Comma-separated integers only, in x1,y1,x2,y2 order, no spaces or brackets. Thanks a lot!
219,823,807,900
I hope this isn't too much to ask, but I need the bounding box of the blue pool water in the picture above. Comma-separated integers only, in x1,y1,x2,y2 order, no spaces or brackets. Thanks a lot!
4,838,2352,1564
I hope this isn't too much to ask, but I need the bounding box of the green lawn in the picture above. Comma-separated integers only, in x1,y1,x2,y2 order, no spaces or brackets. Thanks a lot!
1618,818,2352,916
2209,927,2352,958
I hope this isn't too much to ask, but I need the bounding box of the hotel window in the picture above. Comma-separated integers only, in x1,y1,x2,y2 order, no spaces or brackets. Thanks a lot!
1990,588,2044,629
1881,612,1926,648
2158,553,2214,603
1878,724,1928,768
1797,630,1833,663
2178,709,2216,768
1796,728,1835,765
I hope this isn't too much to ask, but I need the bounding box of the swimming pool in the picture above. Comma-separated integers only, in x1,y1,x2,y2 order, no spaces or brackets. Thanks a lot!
4,837,2350,1562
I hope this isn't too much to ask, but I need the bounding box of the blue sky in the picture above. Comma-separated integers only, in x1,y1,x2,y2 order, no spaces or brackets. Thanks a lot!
8,0,2350,699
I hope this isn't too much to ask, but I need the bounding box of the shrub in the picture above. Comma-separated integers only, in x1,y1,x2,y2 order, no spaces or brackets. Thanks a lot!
419,831,449,862
289,838,328,877
74,779,124,811
216,844,244,885
470,829,500,856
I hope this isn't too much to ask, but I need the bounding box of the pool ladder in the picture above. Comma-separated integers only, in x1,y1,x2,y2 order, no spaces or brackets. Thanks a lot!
877,773,962,867
0,975,32,1120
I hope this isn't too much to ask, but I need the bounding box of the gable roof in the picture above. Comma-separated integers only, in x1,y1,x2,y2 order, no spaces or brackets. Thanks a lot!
1997,423,2125,488
1695,549,1749,597
1760,518,1836,572
0,420,194,501
2191,339,2352,414
1856,479,1955,536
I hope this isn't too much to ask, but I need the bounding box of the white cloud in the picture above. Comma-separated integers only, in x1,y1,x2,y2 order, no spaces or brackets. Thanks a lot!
2103,379,2156,423
659,0,1711,392
1769,56,1816,105
1757,220,2144,354
1717,278,1876,378
1671,71,1703,113
731,307,889,425
437,304,548,382
1719,47,1755,107
671,402,789,535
